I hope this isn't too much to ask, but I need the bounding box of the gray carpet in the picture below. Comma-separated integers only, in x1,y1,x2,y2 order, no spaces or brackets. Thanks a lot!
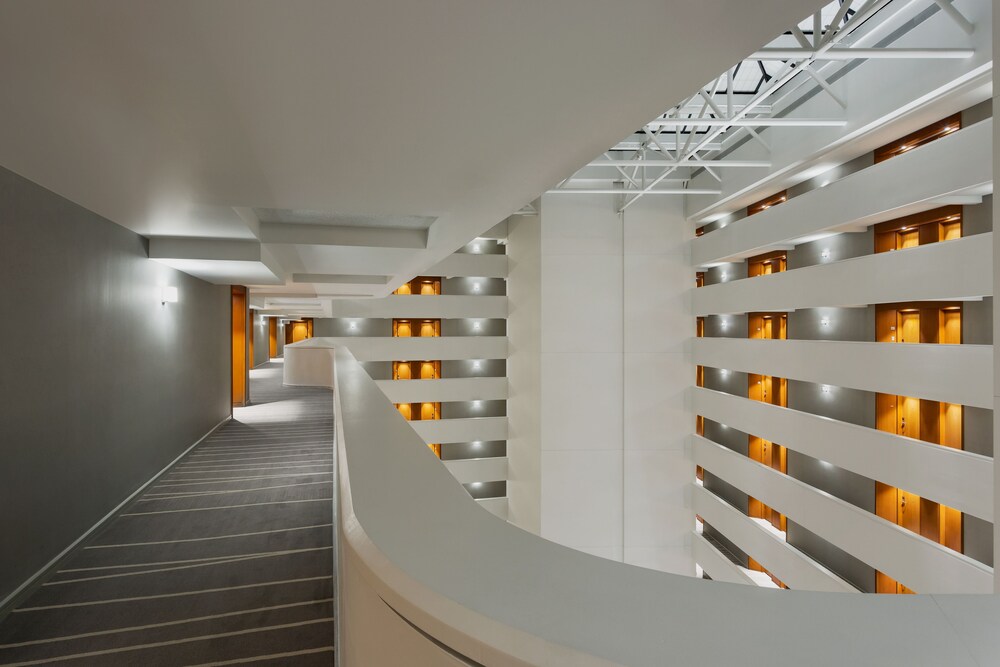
0,360,335,666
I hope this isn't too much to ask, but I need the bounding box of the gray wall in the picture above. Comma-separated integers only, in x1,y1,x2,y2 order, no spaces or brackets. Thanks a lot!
964,196,993,236
360,361,392,380
703,367,748,399
787,153,874,200
787,228,874,270
787,380,875,429
442,358,506,378
787,307,873,342
314,318,392,337
703,261,746,286
787,451,874,512
965,406,993,457
703,522,750,568
442,277,506,296
465,480,506,498
961,99,992,127
441,318,506,337
965,514,994,567
786,521,874,593
964,298,993,345
441,400,507,420
251,312,270,368
0,167,230,607
442,440,506,461
703,314,747,339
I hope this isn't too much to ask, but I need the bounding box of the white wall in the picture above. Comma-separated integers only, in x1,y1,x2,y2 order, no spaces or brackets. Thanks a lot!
532,193,693,573
506,212,542,533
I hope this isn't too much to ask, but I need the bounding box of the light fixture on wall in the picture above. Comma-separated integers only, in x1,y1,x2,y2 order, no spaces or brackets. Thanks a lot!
473,282,481,292
472,242,481,253
820,317,830,327
720,271,728,282
471,482,482,489
160,286,179,305
821,249,830,260
821,385,831,394
349,321,357,331
720,369,730,377
472,360,481,370
472,400,482,408
720,318,728,329
472,441,482,448
473,321,481,331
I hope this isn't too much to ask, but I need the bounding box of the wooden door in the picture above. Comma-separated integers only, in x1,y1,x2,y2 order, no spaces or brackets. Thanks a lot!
897,395,920,440
394,361,412,380
231,286,249,407
268,318,278,358
898,489,921,534
397,403,412,420
941,308,961,344
290,321,308,343
419,361,439,379
420,402,439,420
419,321,438,337
897,229,919,249
897,311,919,343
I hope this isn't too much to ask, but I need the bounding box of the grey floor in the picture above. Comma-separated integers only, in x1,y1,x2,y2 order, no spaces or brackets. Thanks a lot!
0,360,335,666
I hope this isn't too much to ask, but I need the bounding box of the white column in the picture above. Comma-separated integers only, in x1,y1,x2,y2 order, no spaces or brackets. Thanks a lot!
622,196,695,574
506,210,542,534
539,194,625,560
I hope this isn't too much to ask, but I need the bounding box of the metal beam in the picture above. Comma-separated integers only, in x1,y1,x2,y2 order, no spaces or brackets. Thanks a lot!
752,48,975,59
646,118,846,127
547,188,721,195
586,159,770,168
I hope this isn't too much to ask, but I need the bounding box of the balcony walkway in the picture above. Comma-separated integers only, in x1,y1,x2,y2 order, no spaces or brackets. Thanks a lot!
0,360,335,666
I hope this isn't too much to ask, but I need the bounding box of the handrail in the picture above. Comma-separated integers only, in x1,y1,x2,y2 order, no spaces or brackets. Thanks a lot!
285,341,1000,666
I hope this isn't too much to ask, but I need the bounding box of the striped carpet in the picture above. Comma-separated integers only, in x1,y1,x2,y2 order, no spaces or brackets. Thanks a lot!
0,360,335,666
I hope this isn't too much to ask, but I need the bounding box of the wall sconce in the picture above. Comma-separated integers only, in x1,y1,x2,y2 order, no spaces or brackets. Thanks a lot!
473,321,481,331
472,400,482,408
720,369,730,377
821,249,830,260
473,283,481,293
472,441,482,448
820,317,830,327
720,271,728,282
471,482,482,489
349,321,358,331
720,318,728,329
472,360,481,370
472,243,481,253
160,286,179,304
821,385,831,394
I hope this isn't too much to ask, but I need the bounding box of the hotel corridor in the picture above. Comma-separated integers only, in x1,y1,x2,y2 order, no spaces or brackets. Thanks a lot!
0,361,335,666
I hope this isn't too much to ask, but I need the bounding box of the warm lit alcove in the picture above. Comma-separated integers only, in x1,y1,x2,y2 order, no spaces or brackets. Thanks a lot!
747,250,787,277
875,392,964,593
394,276,442,295
876,302,962,344
874,206,962,254
874,113,961,164
393,360,442,380
392,318,441,337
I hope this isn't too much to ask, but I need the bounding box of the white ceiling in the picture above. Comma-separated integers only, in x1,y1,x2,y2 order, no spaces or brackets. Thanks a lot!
0,0,825,308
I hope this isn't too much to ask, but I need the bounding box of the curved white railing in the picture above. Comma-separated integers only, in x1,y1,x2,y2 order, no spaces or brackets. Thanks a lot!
284,340,1000,666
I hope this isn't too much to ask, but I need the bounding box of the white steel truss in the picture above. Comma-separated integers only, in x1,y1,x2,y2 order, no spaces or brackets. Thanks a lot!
547,0,978,209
